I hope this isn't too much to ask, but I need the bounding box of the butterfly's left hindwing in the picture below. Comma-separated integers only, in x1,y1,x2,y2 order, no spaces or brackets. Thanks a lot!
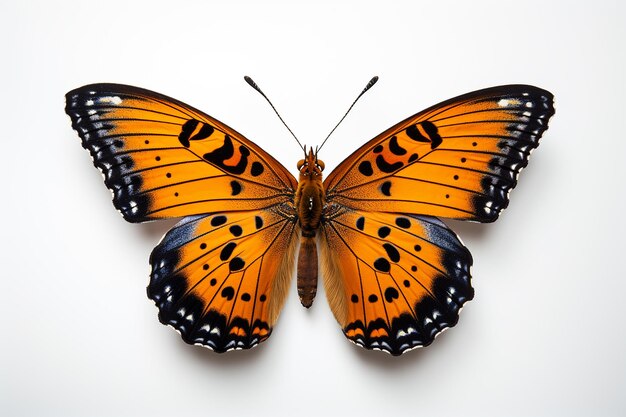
320,211,473,355
148,209,298,352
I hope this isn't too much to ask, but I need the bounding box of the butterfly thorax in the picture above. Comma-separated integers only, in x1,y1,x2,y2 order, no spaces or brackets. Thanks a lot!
294,149,325,308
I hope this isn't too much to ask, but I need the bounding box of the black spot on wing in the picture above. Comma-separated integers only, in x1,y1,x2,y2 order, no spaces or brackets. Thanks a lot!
203,135,250,175
211,215,227,227
421,121,442,149
221,286,235,301
395,217,411,229
380,181,392,196
251,161,264,176
230,180,242,196
405,124,429,142
229,257,245,271
405,122,442,149
382,243,400,262
178,119,215,147
384,287,399,303
373,258,391,272
375,155,403,173
229,225,243,237
178,119,198,147
358,161,374,176
194,123,215,141
220,242,237,261
389,136,407,155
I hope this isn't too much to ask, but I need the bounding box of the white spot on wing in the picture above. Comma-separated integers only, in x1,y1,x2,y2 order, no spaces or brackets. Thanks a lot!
99,96,123,105
498,98,521,107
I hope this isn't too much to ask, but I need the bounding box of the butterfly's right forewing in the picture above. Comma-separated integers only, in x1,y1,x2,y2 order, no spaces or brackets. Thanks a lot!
324,85,554,222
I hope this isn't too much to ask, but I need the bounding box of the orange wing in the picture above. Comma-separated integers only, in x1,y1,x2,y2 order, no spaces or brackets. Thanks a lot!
148,209,298,352
66,84,300,351
321,85,554,354
324,85,555,222
65,84,297,222
320,210,473,355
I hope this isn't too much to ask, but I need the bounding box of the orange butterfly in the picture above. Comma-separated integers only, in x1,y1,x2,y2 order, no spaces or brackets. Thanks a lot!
65,79,554,355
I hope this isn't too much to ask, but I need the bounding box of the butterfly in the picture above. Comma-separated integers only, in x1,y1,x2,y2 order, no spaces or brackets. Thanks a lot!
65,78,554,355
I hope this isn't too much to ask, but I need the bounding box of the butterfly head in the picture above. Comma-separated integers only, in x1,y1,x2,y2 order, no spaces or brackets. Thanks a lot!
297,146,325,179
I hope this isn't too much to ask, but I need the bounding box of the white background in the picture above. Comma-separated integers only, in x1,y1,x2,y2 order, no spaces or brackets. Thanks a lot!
2,1,625,416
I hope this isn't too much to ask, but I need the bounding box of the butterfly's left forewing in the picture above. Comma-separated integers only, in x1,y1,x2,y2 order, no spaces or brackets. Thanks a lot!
65,84,297,222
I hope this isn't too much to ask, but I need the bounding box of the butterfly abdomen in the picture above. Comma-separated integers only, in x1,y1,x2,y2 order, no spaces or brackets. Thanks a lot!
297,236,318,308
295,149,325,308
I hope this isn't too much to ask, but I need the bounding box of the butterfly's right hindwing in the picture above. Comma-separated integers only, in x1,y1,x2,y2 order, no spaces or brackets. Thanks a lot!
320,211,473,355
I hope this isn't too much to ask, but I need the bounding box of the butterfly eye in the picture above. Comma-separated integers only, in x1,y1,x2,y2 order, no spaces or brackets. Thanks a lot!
297,159,305,170
317,160,325,171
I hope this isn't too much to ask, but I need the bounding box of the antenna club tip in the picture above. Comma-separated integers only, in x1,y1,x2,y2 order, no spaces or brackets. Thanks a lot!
367,76,379,89
244,75,256,87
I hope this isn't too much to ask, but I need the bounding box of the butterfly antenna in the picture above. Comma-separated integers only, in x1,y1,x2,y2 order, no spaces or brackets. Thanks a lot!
244,76,305,152
317,76,379,153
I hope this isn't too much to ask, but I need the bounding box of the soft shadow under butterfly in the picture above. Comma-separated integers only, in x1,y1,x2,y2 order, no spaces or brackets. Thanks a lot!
65,77,554,355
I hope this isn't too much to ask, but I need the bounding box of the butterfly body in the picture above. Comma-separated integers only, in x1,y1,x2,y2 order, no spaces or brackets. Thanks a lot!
66,82,554,355
295,148,326,307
